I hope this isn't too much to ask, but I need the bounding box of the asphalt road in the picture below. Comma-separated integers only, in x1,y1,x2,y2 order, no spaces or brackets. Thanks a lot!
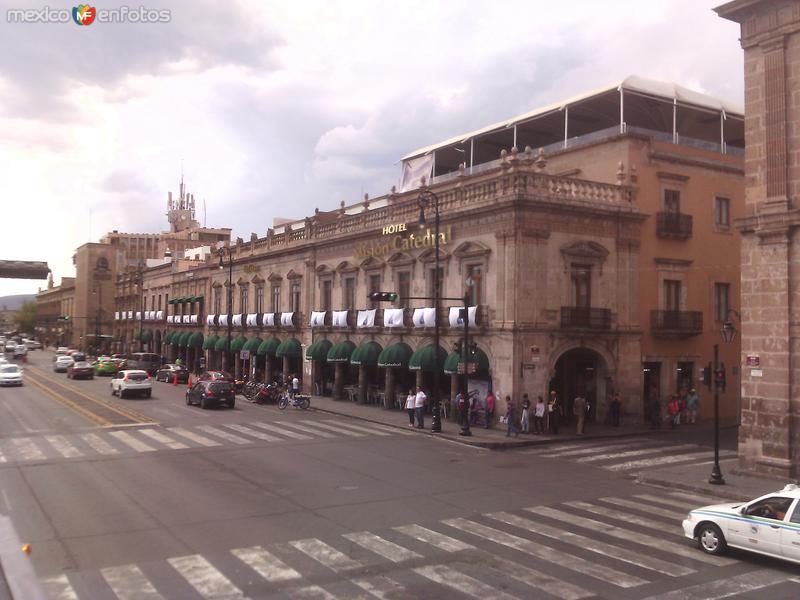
0,351,796,599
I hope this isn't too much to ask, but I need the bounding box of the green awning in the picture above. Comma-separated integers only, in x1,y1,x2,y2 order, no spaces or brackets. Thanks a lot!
257,337,281,356
276,337,302,358
327,340,356,363
164,332,175,344
215,336,231,352
408,345,448,372
377,342,413,368
305,339,333,362
443,347,490,375
188,332,204,349
230,335,248,353
351,341,382,366
202,334,219,350
168,299,176,305
243,336,263,352
140,329,153,343
178,332,192,348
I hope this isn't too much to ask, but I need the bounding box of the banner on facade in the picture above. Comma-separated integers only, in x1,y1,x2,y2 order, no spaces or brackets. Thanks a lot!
384,308,405,327
246,313,259,327
448,305,477,327
357,309,376,328
332,310,349,327
280,312,295,327
232,314,243,327
262,313,276,327
310,311,326,327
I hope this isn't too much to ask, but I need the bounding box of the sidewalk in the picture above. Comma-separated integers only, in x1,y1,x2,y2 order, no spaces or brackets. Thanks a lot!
308,395,795,501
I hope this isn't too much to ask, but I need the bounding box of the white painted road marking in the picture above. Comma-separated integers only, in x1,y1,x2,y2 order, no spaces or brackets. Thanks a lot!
230,546,301,582
250,421,312,440
642,569,793,599
40,574,78,600
101,564,165,600
574,443,697,463
196,425,250,444
603,496,687,521
79,433,119,455
414,564,520,600
44,435,83,458
9,437,45,460
168,554,245,599
321,419,391,436
352,575,408,599
289,538,362,572
138,428,188,450
225,423,282,442
342,531,421,562
168,427,221,447
302,420,365,437
393,524,474,552
109,430,157,453
273,420,337,438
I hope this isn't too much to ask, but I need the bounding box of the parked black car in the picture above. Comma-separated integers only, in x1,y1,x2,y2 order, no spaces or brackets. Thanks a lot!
185,380,235,409
156,364,189,384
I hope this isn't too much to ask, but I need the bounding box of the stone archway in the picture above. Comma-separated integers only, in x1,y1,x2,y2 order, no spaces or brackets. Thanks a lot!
548,343,614,426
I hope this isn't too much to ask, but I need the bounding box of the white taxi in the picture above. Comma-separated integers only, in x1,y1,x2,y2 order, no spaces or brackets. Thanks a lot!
683,483,800,564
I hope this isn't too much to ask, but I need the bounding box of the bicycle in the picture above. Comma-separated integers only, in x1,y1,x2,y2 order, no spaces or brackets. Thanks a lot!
243,380,259,400
278,393,311,410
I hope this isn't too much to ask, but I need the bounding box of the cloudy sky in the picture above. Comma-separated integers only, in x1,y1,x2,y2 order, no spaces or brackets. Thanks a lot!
0,0,743,298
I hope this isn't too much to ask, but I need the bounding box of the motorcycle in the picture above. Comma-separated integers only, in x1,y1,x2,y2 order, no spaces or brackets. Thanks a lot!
278,393,311,410
252,382,282,405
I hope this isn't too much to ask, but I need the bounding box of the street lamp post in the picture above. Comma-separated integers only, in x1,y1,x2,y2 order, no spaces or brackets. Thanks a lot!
93,287,101,356
218,248,233,373
460,290,471,437
136,265,145,353
709,310,738,486
418,186,442,433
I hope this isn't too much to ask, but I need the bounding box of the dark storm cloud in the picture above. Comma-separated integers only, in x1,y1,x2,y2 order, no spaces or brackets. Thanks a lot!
0,0,283,120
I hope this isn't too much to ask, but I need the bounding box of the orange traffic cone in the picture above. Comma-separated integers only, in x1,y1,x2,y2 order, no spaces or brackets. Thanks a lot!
187,374,193,388
173,373,178,386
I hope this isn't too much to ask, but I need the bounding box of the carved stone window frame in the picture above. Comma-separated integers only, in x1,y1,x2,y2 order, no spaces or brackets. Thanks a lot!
655,258,692,311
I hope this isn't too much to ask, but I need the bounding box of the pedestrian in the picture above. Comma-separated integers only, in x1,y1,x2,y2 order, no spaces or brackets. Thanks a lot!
291,374,300,399
405,390,416,427
485,390,495,429
548,390,560,434
414,387,427,429
534,395,546,434
668,394,681,429
505,396,519,437
520,394,531,433
456,391,465,424
573,395,587,435
610,392,621,427
686,388,700,424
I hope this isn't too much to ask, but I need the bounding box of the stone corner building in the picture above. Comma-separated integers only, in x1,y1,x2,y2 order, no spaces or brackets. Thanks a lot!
718,0,800,477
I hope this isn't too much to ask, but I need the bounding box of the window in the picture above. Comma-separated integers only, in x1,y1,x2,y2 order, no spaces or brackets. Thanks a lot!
397,271,411,308
321,279,333,312
239,286,248,314
714,283,730,322
255,286,264,313
664,189,680,213
744,496,794,521
715,197,730,227
291,283,301,313
369,274,382,308
664,279,681,311
271,285,280,313
343,276,356,309
213,288,221,314
158,294,161,310
427,267,444,300
571,265,591,308
466,264,484,305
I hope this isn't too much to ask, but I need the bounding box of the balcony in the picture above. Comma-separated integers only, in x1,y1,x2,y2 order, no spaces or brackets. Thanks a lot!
656,212,693,239
651,310,703,337
560,307,612,330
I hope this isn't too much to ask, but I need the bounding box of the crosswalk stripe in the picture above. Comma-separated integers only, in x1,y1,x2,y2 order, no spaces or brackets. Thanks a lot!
138,429,188,450
342,531,421,562
605,496,687,520
195,425,251,444
488,511,694,577
641,569,791,600
352,575,407,599
550,504,734,566
289,538,362,572
10,437,46,460
168,554,245,599
635,493,703,511
443,517,648,588
101,564,164,599
40,574,78,600
393,524,475,552
320,419,391,436
109,430,157,453
538,438,644,455
665,490,728,505
371,423,414,436
0,447,6,463
250,421,312,440
606,451,719,471
414,564,520,600
575,444,698,463
79,433,119,455
225,423,282,442
273,420,337,438
487,559,592,600
302,420,365,437
291,585,338,599
42,435,82,458
541,441,660,458
167,427,222,447
230,546,301,582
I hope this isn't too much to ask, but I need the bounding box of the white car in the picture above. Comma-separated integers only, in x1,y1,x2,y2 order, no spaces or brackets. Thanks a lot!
13,344,27,359
53,355,74,372
24,339,41,350
110,370,152,399
55,347,69,355
0,364,23,386
683,483,800,564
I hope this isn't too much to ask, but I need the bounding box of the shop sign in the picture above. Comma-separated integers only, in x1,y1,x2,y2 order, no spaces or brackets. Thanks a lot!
354,225,453,259
240,350,250,360
381,223,407,235
530,345,541,362
750,369,763,378
745,355,760,367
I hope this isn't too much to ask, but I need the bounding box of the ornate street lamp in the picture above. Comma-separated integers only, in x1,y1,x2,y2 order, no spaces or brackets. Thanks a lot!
709,309,739,485
218,247,233,373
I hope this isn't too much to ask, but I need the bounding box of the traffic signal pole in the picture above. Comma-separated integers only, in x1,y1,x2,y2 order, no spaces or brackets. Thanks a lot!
709,343,725,485
460,292,471,437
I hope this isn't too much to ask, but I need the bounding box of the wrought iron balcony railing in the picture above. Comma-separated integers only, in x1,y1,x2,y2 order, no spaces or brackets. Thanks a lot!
656,212,693,238
651,310,703,336
560,306,612,330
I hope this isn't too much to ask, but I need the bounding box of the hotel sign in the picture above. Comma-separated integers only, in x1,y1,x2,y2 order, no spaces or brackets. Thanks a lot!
355,225,453,259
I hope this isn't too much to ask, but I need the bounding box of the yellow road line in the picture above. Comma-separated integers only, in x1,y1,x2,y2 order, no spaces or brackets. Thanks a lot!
25,376,113,427
26,369,156,425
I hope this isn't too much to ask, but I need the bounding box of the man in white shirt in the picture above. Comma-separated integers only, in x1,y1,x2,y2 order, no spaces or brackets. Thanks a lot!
414,387,427,429
291,375,300,398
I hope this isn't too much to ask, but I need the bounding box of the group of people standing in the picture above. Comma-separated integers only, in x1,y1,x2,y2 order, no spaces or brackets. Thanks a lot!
649,387,700,429
503,391,565,436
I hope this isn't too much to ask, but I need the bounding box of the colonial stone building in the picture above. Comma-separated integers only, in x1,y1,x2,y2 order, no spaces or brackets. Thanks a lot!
139,77,744,425
35,276,76,347
718,0,800,477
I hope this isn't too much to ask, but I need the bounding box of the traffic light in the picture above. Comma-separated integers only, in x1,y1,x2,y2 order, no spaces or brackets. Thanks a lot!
715,363,726,393
367,292,398,302
702,363,712,390
58,315,70,322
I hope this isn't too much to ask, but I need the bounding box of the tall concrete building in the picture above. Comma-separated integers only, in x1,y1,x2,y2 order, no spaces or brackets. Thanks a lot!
717,0,800,477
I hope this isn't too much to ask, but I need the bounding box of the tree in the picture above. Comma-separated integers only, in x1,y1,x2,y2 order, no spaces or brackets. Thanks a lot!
14,301,37,335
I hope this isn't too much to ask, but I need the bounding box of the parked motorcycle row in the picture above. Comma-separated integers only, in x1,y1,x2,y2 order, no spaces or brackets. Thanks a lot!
241,381,311,410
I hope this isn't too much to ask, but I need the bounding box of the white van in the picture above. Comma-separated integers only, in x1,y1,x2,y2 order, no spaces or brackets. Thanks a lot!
13,344,27,359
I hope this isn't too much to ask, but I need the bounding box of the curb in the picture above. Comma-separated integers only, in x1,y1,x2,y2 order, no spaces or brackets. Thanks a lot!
631,473,754,501
0,516,47,600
